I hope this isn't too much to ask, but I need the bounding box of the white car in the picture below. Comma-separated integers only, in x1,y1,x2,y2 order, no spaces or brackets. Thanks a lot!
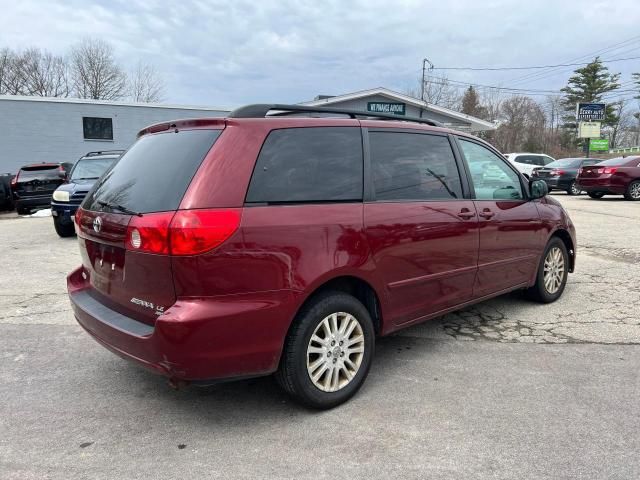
504,153,556,178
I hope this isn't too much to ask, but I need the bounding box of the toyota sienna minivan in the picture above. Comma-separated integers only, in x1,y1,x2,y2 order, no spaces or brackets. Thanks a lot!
68,104,576,409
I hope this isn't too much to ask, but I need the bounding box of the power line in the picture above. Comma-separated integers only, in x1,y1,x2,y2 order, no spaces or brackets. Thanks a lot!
506,35,640,87
432,55,640,71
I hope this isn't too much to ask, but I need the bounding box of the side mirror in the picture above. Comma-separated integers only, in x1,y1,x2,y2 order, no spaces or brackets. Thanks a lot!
530,179,548,199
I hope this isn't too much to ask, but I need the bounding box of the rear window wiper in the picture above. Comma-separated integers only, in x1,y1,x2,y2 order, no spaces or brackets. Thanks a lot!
96,199,143,217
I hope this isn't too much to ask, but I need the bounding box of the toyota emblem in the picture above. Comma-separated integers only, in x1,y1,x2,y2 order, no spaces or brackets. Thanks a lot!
93,216,102,233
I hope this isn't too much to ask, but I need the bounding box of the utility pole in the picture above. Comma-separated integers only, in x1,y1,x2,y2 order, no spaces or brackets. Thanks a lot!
420,58,433,118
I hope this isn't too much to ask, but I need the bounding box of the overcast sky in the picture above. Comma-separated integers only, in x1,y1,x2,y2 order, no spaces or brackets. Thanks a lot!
1,0,639,107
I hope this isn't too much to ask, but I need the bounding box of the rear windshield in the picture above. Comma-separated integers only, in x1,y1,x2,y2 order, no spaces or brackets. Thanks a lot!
596,157,638,167
70,158,118,181
84,129,221,214
548,159,582,168
18,165,59,180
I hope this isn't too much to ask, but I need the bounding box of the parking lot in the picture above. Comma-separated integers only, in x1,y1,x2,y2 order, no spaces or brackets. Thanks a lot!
1,193,639,479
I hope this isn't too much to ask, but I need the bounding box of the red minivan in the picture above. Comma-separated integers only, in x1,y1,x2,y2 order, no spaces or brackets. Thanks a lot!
68,104,576,408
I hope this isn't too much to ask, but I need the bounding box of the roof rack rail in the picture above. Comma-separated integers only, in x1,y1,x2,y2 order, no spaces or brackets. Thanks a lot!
228,104,443,127
84,150,125,157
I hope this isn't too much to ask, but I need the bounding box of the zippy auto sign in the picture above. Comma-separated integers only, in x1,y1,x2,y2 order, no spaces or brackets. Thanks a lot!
576,102,606,121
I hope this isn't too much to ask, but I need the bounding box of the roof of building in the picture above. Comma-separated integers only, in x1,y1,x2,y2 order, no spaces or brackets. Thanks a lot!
0,95,231,112
300,87,496,132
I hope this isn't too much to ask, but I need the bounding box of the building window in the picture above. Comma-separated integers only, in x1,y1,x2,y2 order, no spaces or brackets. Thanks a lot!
83,117,113,140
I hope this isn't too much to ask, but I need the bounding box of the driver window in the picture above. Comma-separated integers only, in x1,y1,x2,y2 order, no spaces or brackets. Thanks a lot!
458,139,524,201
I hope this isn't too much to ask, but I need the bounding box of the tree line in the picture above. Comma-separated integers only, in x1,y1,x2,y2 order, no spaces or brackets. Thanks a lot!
412,57,640,156
0,38,164,102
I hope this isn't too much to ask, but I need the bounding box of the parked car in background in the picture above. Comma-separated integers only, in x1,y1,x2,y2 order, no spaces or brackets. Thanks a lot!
0,173,15,210
576,156,640,200
68,104,576,409
51,151,123,237
11,163,67,214
505,153,556,178
531,158,600,195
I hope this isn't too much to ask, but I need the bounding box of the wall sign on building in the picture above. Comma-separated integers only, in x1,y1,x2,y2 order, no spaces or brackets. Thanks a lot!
576,102,606,121
367,102,406,116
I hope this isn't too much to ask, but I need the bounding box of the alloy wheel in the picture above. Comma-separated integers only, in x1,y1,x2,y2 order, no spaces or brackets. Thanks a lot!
306,312,365,393
570,182,580,195
630,182,640,199
543,246,565,294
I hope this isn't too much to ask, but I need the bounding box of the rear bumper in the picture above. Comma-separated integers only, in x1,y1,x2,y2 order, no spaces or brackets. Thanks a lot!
67,266,299,382
536,177,572,190
15,195,53,208
577,179,626,195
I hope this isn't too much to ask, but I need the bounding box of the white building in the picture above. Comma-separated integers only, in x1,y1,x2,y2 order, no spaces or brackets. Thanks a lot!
0,88,495,174
0,96,229,174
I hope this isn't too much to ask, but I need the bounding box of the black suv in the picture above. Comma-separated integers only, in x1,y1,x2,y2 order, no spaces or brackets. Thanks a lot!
12,163,68,214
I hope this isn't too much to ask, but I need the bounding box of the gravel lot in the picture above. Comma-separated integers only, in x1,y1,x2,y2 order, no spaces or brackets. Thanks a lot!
1,194,639,479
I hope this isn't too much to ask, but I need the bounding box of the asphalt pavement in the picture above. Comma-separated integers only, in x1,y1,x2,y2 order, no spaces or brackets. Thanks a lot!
1,194,639,479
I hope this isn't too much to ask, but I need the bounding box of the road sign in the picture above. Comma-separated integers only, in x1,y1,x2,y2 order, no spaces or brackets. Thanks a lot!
367,102,406,116
579,121,601,138
576,103,606,121
589,138,609,151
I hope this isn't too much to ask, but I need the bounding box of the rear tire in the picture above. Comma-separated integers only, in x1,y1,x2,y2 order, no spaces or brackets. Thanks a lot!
567,181,581,196
587,192,604,199
53,216,75,237
275,291,375,409
526,237,569,303
624,180,640,201
16,204,30,215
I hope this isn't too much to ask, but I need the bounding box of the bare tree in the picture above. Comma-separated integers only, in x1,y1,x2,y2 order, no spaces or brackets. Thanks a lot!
492,95,546,153
0,48,12,94
407,74,461,110
21,48,69,97
129,61,164,103
70,39,127,100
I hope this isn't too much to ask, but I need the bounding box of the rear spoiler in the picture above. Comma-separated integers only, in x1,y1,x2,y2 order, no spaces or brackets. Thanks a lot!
137,118,226,138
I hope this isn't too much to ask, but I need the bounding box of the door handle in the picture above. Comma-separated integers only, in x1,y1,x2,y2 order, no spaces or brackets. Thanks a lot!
457,209,475,219
479,209,495,219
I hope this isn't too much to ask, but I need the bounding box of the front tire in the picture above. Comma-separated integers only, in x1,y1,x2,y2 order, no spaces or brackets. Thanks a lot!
624,180,640,201
53,216,75,237
276,291,375,409
526,237,569,303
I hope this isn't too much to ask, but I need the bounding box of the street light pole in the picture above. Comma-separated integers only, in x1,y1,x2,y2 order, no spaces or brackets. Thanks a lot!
420,58,433,118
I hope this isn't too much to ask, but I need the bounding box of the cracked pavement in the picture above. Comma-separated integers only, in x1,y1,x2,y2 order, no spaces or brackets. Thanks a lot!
1,194,639,480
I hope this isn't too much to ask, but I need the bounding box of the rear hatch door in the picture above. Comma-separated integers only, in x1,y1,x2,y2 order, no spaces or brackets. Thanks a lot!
15,165,61,197
78,128,223,324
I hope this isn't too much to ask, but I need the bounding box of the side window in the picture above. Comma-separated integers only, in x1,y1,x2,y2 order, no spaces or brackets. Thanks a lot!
515,156,532,165
246,127,363,203
542,156,555,165
369,132,463,201
458,139,524,201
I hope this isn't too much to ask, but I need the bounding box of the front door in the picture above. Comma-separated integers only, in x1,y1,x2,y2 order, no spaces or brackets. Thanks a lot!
457,138,544,297
364,130,479,326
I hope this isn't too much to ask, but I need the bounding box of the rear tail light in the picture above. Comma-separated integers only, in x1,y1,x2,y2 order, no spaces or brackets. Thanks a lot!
10,174,17,188
125,209,241,256
550,169,565,176
169,209,241,256
578,168,583,175
602,167,617,174
125,212,173,255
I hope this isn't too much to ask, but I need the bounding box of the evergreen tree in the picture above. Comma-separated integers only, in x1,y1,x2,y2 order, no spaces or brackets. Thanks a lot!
460,86,487,119
561,57,621,127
